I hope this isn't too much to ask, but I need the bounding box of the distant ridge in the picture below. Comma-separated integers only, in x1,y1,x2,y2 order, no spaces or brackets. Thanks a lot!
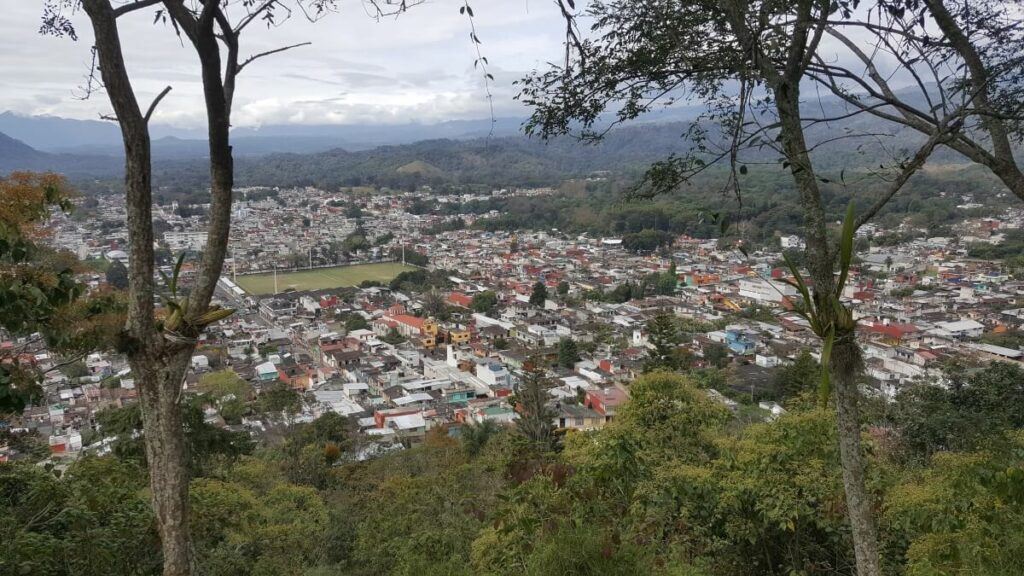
0,130,120,176
0,131,54,172
2,88,994,188
0,110,531,157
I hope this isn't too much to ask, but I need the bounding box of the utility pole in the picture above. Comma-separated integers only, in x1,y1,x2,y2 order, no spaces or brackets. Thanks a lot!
232,244,237,283
309,246,313,270
274,264,278,295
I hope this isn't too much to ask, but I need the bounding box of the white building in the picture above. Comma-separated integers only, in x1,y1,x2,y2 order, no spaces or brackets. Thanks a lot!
476,361,511,388
934,319,985,340
780,235,805,250
164,231,208,252
105,250,129,265
738,278,798,304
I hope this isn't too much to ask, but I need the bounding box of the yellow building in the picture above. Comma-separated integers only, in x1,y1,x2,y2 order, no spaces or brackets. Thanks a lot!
449,329,471,345
422,318,439,338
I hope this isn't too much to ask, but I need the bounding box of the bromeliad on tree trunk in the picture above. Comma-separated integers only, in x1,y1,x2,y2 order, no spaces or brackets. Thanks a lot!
157,253,234,346
779,202,858,406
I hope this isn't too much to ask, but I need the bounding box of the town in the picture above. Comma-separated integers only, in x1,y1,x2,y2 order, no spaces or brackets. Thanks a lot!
6,182,1023,461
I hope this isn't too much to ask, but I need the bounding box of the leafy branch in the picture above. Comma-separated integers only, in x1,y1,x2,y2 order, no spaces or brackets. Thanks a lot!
460,1,495,137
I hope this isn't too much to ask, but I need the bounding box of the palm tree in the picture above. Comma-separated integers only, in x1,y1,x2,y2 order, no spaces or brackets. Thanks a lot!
461,419,500,456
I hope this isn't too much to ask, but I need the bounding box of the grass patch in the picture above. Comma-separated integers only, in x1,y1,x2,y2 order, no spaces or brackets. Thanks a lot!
236,262,416,295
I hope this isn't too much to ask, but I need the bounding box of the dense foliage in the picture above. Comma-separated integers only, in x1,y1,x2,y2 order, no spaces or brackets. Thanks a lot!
0,172,125,414
5,365,1024,574
452,164,1011,247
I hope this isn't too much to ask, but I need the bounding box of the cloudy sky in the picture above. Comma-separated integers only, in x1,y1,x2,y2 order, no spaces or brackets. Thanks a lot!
1,1,570,128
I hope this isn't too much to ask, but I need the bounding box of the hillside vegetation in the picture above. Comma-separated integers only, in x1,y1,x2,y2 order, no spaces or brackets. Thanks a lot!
5,368,1024,576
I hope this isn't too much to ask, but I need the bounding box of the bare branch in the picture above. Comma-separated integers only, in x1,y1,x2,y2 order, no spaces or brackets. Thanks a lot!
73,46,104,101
826,28,933,126
853,127,950,231
113,0,163,18
854,87,980,231
144,85,173,123
42,354,89,376
235,42,311,76
824,19,947,46
364,0,422,20
555,0,585,70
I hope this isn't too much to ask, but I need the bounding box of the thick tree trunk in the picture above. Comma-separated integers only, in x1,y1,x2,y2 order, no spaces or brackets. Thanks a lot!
134,350,195,576
831,339,881,576
774,72,884,576
82,3,198,575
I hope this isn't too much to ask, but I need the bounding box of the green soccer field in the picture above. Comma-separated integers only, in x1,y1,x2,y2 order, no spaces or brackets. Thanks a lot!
235,262,417,295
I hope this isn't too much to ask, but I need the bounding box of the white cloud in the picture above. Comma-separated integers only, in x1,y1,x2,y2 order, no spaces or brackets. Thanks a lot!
0,0,570,128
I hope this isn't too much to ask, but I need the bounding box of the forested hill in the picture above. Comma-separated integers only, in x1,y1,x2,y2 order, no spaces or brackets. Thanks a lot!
234,124,694,189
7,106,986,195
144,122,697,192
148,118,977,193
0,131,120,176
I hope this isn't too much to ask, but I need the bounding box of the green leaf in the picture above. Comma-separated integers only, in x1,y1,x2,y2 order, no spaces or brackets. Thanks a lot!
170,252,186,297
781,251,813,317
835,201,856,297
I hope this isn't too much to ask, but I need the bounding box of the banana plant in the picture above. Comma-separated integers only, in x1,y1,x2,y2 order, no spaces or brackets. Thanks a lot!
157,252,234,342
778,202,858,405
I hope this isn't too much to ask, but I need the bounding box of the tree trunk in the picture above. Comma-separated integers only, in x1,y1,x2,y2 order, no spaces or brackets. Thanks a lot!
773,65,885,576
188,8,235,313
831,338,881,576
134,350,195,576
82,2,198,574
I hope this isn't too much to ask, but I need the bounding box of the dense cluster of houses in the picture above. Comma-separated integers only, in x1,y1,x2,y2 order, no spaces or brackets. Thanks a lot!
4,186,1023,463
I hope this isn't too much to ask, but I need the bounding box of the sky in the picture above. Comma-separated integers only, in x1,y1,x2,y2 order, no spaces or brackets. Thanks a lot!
0,1,570,128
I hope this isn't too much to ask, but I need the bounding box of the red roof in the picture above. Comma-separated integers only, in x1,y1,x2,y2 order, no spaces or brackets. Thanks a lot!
447,292,473,308
863,322,920,340
391,314,426,330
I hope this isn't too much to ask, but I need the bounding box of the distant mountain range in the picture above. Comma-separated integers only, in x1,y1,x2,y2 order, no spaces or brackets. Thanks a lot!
0,108,708,185
0,130,120,175
1,88,982,190
0,111,535,159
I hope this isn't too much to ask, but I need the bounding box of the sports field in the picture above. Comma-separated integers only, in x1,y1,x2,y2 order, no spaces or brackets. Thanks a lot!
236,262,416,295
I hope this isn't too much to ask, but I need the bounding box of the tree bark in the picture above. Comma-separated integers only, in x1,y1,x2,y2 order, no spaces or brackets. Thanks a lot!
190,13,235,316
830,339,881,576
777,90,883,576
82,2,197,574
754,5,884,573
134,350,195,576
